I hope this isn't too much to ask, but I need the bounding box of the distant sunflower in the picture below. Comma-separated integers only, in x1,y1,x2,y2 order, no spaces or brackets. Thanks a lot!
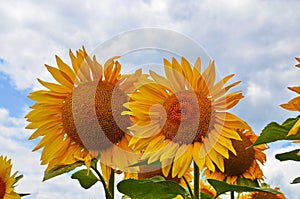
238,187,286,199
26,47,141,182
0,156,21,199
124,57,249,178
280,57,300,154
205,128,266,184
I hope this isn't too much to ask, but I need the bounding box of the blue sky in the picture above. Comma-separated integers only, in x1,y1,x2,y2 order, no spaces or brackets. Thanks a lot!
1,0,300,198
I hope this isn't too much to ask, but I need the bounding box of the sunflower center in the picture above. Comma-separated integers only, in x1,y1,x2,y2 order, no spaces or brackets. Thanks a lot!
224,131,255,176
252,192,280,199
62,81,130,151
0,178,5,198
160,91,212,144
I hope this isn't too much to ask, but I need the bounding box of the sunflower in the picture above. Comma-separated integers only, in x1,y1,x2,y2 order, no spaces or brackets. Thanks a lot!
26,47,141,182
205,128,266,184
124,57,250,178
238,187,286,199
280,57,300,153
0,156,21,199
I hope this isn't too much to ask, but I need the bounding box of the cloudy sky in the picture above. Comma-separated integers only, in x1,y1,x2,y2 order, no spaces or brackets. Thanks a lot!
1,0,300,198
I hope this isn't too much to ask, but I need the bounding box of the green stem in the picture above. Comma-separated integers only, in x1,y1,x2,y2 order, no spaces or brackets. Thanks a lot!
194,161,200,199
231,191,235,199
108,169,115,199
183,176,195,199
91,164,112,199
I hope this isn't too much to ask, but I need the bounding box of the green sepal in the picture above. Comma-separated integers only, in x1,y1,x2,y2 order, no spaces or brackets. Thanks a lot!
43,161,84,181
71,169,99,189
237,177,259,187
13,174,23,186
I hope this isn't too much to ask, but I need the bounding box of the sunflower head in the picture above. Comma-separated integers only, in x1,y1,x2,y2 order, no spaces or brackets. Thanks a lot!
0,156,21,199
205,128,266,184
26,47,141,177
125,56,249,178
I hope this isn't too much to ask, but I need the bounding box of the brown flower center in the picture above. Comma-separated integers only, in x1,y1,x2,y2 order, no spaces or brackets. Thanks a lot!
224,131,255,176
160,91,212,144
62,81,130,151
0,178,5,199
252,192,281,199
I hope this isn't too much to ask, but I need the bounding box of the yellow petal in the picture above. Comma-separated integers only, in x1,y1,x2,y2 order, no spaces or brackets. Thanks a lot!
181,57,193,81
55,55,76,81
288,119,300,136
37,79,71,93
178,144,193,177
193,142,205,169
214,124,242,140
45,65,74,89
149,70,171,89
172,144,190,177
202,60,216,90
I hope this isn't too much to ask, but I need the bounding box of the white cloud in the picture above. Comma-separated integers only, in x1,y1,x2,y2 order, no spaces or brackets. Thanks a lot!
262,143,300,199
246,82,272,107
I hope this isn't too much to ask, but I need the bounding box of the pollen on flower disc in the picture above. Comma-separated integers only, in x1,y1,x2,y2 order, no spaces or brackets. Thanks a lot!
160,91,212,144
62,81,130,151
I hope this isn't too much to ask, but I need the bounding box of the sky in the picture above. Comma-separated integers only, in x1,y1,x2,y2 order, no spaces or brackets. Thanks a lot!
1,0,300,198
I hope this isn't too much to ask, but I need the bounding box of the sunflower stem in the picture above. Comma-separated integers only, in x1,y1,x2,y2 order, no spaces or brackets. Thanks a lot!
231,191,235,199
91,164,112,199
194,161,200,199
108,169,115,199
183,176,195,199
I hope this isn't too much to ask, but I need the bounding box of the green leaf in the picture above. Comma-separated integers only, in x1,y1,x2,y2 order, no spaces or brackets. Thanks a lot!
237,178,259,187
291,177,300,184
275,149,300,161
91,158,98,168
252,117,300,146
71,169,99,189
13,174,23,185
117,177,187,199
207,179,280,198
19,193,31,197
43,161,84,181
